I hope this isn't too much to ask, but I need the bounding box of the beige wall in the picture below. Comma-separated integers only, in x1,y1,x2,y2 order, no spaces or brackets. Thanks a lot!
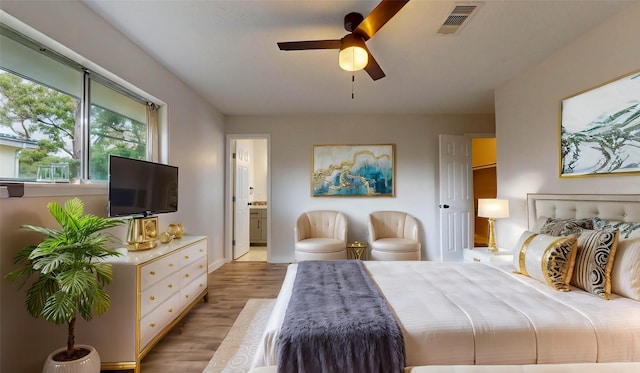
0,2,226,372
227,114,495,263
495,2,640,250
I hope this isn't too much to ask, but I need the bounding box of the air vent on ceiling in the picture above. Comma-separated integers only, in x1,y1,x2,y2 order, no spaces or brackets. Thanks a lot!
437,3,481,35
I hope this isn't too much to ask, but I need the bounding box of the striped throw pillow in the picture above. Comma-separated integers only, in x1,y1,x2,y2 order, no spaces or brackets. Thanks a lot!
571,229,619,300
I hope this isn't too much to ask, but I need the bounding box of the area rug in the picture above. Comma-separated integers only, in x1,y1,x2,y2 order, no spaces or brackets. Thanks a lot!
203,298,276,373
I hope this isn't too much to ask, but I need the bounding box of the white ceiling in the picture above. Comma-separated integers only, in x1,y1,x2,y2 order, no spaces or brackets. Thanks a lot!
81,0,634,116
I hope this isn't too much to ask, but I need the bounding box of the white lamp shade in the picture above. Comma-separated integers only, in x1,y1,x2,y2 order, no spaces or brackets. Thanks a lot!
478,199,509,219
339,34,368,71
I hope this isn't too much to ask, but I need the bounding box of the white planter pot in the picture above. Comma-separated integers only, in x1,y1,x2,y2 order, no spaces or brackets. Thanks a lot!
42,344,101,373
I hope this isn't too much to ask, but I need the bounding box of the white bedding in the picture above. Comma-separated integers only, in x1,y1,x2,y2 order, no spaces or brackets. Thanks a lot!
251,261,640,368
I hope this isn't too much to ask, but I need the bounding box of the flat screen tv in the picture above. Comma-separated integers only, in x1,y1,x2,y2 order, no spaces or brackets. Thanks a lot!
108,155,178,217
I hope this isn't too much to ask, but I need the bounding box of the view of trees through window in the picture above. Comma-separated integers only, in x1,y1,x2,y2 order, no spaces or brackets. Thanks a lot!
0,70,146,182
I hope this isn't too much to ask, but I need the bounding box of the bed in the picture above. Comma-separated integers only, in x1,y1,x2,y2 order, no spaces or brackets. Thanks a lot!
251,194,640,371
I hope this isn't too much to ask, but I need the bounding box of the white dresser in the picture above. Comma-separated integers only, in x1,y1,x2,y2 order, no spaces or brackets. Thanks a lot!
77,235,208,373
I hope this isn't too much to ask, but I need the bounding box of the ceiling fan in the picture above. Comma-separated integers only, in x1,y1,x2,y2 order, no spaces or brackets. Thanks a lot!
277,0,409,81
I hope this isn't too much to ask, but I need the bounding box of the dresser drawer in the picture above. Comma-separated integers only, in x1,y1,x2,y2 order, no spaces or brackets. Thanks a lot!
179,239,207,268
140,271,180,317
180,256,207,285
140,292,181,349
140,254,179,289
180,272,208,307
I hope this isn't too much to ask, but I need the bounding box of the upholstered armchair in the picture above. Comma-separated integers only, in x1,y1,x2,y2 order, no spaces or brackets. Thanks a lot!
368,211,421,261
294,210,348,261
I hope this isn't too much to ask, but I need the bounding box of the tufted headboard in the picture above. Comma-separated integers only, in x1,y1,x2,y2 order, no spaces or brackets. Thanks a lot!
527,193,640,230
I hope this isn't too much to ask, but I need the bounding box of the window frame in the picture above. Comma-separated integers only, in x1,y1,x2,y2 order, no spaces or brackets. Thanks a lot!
0,20,162,184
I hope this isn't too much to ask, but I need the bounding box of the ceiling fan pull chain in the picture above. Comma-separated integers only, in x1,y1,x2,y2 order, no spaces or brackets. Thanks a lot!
352,73,355,99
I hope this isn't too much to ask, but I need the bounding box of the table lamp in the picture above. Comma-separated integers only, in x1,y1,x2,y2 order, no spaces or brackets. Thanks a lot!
477,198,510,253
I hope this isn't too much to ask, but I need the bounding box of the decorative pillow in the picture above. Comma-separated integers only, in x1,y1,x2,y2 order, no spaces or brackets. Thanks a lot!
513,231,578,291
531,216,549,234
592,217,640,239
611,237,640,301
539,217,594,236
571,229,619,300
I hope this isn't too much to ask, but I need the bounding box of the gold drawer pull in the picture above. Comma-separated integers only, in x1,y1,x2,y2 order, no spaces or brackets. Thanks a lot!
185,294,190,299
168,308,173,313
169,263,174,267
199,249,203,252
149,296,155,301
168,284,173,289
149,323,156,328
199,265,204,269
184,274,190,278
149,271,156,276
184,255,190,260
473,257,481,262
199,283,204,288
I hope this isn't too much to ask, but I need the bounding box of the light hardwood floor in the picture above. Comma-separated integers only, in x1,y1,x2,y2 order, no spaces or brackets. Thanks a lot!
103,261,289,373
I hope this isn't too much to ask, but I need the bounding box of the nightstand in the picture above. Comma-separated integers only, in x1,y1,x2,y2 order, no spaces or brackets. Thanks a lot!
463,248,513,263
347,241,368,260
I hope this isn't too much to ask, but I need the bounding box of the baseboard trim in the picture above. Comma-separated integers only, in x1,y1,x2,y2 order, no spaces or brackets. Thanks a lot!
208,257,226,273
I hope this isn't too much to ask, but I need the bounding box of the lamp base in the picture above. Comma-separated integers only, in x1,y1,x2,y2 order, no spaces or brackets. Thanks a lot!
487,218,498,254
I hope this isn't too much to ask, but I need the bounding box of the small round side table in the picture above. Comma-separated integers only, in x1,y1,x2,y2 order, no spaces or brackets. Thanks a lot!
347,241,368,260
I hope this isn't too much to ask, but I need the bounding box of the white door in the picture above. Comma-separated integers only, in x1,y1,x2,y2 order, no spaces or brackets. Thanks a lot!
233,140,251,259
438,134,473,261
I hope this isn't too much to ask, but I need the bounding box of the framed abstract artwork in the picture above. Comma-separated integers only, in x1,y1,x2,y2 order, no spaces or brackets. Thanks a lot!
312,144,395,197
560,70,640,177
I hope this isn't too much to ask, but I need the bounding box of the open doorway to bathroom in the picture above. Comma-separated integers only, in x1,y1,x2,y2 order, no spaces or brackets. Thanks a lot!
227,135,269,262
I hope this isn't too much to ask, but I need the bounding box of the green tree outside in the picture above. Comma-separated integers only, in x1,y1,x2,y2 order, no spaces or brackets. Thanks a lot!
0,71,146,181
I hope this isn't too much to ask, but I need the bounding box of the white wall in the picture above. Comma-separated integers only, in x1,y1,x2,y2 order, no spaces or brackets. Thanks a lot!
250,139,268,202
227,114,495,263
495,2,640,250
0,2,226,372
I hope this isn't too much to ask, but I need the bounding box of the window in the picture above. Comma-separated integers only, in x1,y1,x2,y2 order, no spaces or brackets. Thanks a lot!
0,24,155,183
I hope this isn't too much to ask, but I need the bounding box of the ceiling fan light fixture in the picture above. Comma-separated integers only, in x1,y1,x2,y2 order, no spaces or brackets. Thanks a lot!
339,34,368,72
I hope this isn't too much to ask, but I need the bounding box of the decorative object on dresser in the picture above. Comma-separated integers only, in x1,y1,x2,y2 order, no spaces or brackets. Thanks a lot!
4,197,125,373
477,198,509,253
126,216,159,251
159,231,174,244
75,235,208,373
168,223,184,239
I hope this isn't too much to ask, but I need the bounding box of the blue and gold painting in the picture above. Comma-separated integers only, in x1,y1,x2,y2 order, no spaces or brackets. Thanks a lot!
312,144,394,196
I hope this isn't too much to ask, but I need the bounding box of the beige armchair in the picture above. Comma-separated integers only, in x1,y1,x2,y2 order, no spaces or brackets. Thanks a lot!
294,210,348,261
368,211,421,261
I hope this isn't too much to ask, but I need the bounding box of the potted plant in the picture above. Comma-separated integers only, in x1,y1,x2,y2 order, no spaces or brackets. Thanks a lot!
5,197,124,373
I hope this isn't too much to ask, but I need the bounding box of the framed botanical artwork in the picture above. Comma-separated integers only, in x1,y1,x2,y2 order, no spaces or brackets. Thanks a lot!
312,144,395,197
560,69,640,177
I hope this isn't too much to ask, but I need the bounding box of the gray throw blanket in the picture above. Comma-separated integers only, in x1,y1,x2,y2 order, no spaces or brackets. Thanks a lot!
276,260,405,373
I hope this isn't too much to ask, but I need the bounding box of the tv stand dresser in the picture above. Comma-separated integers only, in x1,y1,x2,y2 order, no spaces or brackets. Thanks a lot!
77,235,208,373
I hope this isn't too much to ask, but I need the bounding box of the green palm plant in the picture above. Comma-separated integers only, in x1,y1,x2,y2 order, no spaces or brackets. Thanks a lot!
5,197,124,361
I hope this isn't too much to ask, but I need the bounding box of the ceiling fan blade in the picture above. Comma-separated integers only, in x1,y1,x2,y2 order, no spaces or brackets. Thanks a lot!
277,40,341,51
363,48,385,81
354,0,409,40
